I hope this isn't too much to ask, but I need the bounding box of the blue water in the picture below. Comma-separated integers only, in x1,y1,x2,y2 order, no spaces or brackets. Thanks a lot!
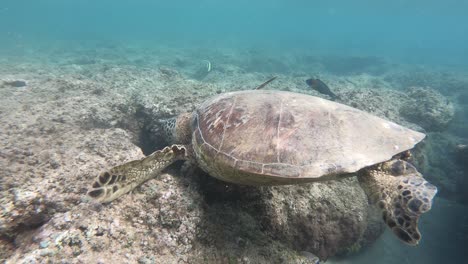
1,0,467,263
1,0,468,66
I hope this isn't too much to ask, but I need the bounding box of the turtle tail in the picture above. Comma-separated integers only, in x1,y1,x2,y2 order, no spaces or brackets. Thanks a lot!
87,145,188,203
358,159,437,245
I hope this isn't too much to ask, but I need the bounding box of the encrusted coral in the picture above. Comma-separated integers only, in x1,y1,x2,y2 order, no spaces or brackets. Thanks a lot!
400,87,454,131
0,59,382,263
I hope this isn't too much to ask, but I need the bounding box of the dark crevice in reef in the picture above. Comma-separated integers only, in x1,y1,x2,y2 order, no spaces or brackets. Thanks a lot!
0,234,15,261
111,104,172,155
196,172,246,205
131,105,169,156
0,220,49,261
454,145,468,204
137,125,161,156
9,217,50,238
82,96,171,155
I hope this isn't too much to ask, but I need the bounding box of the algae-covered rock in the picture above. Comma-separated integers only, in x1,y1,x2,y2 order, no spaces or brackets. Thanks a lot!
400,87,454,131
410,133,467,204
0,61,383,263
195,174,383,261
243,179,383,259
5,165,380,263
455,144,468,168
455,144,468,204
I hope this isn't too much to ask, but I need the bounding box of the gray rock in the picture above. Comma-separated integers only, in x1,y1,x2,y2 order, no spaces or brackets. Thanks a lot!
39,240,50,248
400,87,454,131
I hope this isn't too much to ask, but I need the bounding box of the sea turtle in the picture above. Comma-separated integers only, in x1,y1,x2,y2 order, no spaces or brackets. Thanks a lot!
87,89,437,245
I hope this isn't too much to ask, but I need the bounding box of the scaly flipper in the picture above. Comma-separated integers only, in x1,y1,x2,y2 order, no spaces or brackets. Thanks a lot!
359,159,437,245
87,144,189,203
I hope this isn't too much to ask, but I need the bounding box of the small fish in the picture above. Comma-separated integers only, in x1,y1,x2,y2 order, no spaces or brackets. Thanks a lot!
3,80,27,87
255,76,277,90
306,78,337,100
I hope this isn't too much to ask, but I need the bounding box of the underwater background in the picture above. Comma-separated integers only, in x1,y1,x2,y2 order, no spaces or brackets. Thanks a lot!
1,0,467,263
2,0,468,66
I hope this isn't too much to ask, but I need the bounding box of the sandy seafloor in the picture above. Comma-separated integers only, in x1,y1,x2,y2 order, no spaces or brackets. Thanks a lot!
1,43,467,263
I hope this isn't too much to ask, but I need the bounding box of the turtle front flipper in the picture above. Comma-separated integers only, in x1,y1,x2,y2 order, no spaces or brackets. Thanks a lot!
87,144,189,203
359,159,437,245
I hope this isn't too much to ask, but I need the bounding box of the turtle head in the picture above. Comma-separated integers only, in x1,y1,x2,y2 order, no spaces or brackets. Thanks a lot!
381,160,437,245
160,112,193,144
386,177,436,245
359,159,437,246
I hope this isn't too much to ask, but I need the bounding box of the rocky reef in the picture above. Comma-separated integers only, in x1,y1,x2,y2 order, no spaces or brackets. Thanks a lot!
400,87,454,132
454,144,468,203
0,55,384,263
0,47,463,263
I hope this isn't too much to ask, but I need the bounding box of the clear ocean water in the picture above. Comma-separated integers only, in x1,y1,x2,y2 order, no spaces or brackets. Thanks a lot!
1,1,467,263
1,0,468,66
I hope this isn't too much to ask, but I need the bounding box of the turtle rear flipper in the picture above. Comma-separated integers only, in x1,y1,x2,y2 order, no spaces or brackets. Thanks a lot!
359,159,437,245
88,144,189,203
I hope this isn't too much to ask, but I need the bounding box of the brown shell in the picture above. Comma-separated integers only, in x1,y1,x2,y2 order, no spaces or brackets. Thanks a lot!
191,90,425,185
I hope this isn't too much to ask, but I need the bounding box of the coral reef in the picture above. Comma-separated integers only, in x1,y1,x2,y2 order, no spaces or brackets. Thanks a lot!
196,175,383,260
0,45,465,263
384,67,468,96
454,144,468,204
409,132,468,204
400,87,454,132
0,57,382,263
455,144,468,168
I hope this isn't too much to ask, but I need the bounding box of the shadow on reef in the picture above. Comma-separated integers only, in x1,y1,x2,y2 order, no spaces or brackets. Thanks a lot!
186,169,384,261
133,105,168,155
454,144,468,204
113,102,172,156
